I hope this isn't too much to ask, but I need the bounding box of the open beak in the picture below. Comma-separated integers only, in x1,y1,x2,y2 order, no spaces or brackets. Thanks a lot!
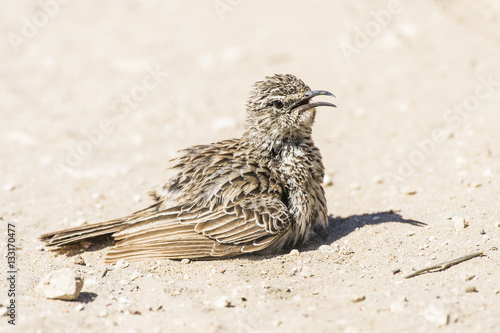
291,90,337,113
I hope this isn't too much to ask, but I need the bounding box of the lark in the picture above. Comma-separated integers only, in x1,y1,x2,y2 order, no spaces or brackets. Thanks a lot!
41,74,336,263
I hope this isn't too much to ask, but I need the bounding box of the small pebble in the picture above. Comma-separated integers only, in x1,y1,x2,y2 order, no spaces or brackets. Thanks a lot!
351,295,366,303
323,174,334,187
0,307,7,317
115,259,130,269
372,175,384,184
289,249,300,256
465,286,478,293
424,303,450,326
300,266,314,278
452,216,468,230
130,270,142,281
3,183,16,192
74,304,85,311
213,296,232,308
402,188,417,195
73,255,86,266
37,268,84,301
180,259,191,264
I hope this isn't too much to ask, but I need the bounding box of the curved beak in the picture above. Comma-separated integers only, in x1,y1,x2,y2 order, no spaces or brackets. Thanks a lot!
291,90,336,113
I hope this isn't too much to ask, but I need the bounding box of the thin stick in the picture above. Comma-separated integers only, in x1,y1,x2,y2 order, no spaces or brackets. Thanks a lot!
404,251,484,279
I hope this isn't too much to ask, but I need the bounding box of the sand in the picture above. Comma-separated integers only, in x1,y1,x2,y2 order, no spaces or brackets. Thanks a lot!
1,1,499,332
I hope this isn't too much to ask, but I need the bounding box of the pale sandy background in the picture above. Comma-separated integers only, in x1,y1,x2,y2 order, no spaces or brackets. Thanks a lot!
1,1,499,332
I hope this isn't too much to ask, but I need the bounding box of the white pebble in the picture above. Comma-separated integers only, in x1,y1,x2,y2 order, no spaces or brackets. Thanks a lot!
452,216,468,230
115,259,130,269
37,268,84,300
130,270,141,281
214,296,231,308
424,303,450,326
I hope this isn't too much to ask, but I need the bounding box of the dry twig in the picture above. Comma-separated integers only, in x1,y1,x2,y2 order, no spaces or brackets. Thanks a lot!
405,251,484,279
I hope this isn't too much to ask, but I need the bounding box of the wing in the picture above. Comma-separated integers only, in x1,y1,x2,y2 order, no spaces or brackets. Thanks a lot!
105,196,290,263
150,140,284,210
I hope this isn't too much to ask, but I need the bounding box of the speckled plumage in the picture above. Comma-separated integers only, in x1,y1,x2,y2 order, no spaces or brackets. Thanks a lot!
40,74,336,263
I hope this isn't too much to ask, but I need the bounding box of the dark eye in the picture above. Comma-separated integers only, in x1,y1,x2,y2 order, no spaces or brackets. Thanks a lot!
273,100,284,109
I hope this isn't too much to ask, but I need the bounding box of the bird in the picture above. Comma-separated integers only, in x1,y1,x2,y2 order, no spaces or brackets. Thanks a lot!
40,73,336,263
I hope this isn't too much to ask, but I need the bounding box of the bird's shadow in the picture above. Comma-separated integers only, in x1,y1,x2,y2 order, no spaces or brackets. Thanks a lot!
241,210,425,261
305,210,426,252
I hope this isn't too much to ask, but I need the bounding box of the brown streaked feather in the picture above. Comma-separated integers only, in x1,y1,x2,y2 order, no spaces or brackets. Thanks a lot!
39,203,162,246
103,196,290,263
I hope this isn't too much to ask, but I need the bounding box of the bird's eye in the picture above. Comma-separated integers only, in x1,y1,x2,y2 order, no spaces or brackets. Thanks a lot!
273,100,284,109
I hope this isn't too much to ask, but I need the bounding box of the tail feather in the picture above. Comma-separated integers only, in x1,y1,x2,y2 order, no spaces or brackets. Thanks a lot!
40,219,127,246
40,203,161,246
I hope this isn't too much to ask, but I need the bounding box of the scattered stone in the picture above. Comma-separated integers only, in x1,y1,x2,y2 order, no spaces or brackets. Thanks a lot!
115,259,130,269
74,304,85,311
130,270,142,281
465,286,478,293
213,296,232,308
3,183,16,192
407,232,415,236
351,295,365,303
402,188,417,195
424,303,450,326
300,266,314,278
37,268,84,300
81,241,92,250
180,258,191,264
391,268,401,275
0,306,7,317
372,175,384,184
73,255,86,266
452,216,468,230
323,173,333,187
289,249,300,256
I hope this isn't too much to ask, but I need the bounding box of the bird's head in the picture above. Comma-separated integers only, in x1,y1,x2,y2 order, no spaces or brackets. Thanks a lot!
245,74,336,146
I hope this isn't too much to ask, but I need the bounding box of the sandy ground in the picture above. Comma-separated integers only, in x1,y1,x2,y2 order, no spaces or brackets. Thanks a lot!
1,1,499,332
